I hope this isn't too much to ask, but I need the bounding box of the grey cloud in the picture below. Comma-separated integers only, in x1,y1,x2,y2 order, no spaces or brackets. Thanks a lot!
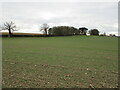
1,2,118,35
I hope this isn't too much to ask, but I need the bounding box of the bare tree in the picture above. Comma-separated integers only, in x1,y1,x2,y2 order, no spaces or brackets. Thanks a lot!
2,21,17,37
40,23,49,35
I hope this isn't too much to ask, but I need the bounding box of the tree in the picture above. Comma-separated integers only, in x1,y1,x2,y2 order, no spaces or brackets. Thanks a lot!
2,21,17,37
79,27,88,35
103,32,106,36
89,29,99,36
71,27,79,35
48,28,52,35
49,26,79,36
40,23,49,35
100,32,106,36
109,34,116,37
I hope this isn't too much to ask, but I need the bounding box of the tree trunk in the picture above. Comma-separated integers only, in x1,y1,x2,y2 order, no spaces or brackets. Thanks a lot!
8,29,12,37
44,29,47,36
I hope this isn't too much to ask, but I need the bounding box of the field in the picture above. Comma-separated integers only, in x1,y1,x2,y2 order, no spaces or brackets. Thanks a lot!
2,36,118,88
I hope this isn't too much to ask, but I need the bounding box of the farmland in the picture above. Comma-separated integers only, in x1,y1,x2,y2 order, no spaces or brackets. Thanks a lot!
2,36,118,88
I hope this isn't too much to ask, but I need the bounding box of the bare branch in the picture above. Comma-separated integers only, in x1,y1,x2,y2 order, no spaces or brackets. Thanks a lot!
4,23,9,27
10,21,14,26
11,25,16,29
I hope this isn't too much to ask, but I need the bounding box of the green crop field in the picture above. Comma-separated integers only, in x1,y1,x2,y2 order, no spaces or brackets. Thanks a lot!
2,36,118,88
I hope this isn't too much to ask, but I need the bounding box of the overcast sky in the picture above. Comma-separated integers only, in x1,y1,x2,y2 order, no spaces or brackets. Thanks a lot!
1,1,118,35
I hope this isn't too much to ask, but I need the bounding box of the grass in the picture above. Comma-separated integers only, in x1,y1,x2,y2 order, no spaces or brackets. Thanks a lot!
2,36,118,88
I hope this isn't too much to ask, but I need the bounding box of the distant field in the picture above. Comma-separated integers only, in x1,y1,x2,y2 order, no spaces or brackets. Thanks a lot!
1,32,44,36
2,36,118,88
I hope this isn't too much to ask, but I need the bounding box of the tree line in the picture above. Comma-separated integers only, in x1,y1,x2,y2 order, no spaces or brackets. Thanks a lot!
0,21,101,37
48,26,99,36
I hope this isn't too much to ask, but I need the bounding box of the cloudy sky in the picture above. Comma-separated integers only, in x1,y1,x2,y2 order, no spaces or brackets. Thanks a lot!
1,1,118,35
